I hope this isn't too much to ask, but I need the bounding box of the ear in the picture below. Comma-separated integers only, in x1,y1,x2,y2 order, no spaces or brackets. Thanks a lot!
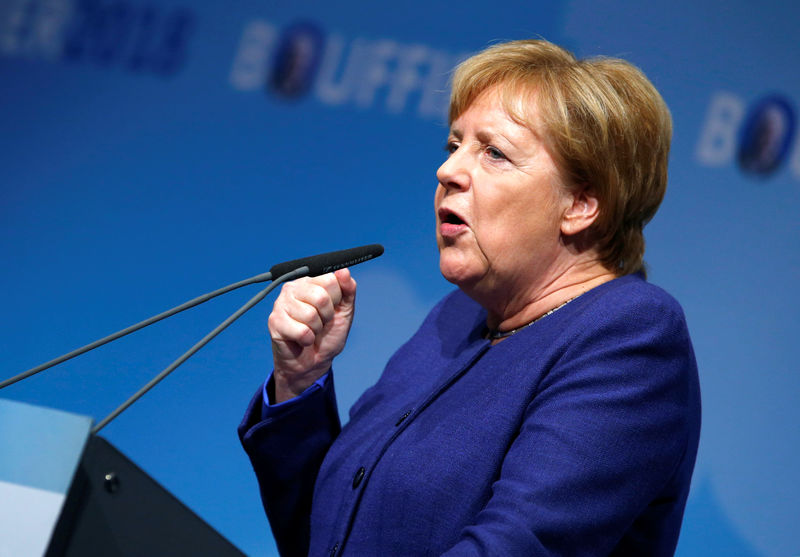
560,185,600,237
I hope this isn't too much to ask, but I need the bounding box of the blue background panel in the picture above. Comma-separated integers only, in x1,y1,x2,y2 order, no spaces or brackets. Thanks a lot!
1,1,798,555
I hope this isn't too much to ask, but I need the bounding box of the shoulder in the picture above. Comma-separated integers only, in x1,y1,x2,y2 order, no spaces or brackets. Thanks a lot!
525,271,700,449
541,274,699,423
506,273,698,421
588,272,684,313
567,272,691,343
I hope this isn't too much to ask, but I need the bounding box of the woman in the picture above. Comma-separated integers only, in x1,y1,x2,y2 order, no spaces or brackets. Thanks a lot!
239,39,700,557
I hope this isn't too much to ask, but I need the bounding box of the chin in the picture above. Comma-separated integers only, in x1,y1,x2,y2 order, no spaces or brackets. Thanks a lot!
438,250,481,288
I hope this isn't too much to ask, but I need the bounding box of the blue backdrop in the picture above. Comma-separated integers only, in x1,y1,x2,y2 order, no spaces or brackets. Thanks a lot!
1,1,798,555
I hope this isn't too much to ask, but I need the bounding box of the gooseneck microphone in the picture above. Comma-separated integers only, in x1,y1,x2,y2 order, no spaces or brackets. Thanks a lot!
1,244,384,430
90,266,307,433
270,243,383,277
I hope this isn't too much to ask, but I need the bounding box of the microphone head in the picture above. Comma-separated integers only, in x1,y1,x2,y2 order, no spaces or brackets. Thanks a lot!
269,244,384,278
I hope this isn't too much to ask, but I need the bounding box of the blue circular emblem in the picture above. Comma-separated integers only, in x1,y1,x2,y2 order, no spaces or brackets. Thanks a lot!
737,95,796,176
268,21,325,99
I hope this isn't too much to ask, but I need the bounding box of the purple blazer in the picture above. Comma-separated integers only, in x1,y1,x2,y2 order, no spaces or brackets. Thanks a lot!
239,273,701,556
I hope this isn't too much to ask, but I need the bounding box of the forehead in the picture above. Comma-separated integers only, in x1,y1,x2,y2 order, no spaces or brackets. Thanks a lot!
452,84,544,133
450,85,546,140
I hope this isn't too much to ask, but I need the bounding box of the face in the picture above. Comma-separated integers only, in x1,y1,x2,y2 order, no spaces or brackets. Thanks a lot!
435,87,573,310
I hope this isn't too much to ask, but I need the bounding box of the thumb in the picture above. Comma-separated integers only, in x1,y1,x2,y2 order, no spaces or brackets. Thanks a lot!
334,268,357,306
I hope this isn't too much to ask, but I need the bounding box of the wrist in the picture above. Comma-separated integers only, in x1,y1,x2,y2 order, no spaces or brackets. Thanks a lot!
273,366,330,403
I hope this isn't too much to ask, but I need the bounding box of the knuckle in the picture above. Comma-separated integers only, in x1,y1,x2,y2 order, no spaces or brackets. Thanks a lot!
267,312,289,336
280,281,296,295
314,273,337,289
298,325,315,344
283,277,309,295
308,286,331,308
298,303,318,323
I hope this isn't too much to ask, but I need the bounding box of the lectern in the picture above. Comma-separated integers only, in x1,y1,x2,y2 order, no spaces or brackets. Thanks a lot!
0,399,244,557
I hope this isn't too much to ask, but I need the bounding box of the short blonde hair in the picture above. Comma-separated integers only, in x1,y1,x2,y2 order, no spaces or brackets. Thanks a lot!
449,39,672,276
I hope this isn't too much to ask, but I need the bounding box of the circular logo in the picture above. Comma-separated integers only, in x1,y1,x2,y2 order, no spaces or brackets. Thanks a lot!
737,95,796,176
268,21,325,99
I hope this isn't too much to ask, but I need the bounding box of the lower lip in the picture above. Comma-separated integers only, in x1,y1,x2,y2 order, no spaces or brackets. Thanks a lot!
440,223,468,238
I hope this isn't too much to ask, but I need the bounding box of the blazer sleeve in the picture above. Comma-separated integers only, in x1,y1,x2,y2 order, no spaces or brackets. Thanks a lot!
441,295,701,556
238,373,342,557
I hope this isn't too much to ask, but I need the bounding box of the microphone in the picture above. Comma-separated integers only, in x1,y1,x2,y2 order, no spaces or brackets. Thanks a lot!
1,244,385,392
92,245,385,432
269,244,384,278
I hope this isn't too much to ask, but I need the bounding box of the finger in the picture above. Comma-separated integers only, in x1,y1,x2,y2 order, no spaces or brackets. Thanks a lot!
270,282,322,338
309,272,344,308
295,280,337,323
270,334,305,360
277,277,335,323
334,268,357,305
268,309,316,347
283,298,325,336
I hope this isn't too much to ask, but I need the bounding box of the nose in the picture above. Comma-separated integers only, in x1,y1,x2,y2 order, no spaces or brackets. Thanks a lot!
436,149,470,192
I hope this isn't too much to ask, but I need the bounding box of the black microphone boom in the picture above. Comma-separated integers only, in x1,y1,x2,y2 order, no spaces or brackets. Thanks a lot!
269,244,384,278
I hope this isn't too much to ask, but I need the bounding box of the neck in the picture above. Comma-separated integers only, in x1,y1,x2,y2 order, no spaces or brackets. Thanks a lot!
484,261,617,332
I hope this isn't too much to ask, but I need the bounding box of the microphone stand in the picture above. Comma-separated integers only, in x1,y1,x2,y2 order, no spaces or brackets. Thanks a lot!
0,271,274,390
1,244,382,392
1,243,383,428
92,267,307,433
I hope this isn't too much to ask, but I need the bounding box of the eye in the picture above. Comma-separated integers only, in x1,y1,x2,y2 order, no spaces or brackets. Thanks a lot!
486,146,506,160
444,141,459,155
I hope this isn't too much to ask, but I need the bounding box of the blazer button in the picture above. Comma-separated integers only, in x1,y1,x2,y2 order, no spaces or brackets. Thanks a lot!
352,466,365,489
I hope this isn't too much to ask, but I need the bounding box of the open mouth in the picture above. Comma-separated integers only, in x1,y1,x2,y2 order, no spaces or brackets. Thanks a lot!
443,213,465,225
439,208,466,226
438,208,468,237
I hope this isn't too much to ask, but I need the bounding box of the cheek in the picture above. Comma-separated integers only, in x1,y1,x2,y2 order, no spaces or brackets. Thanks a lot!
476,190,557,248
434,184,445,209
473,191,511,233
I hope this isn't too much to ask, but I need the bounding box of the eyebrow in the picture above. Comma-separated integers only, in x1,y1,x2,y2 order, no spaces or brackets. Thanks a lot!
449,127,505,144
475,130,502,145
